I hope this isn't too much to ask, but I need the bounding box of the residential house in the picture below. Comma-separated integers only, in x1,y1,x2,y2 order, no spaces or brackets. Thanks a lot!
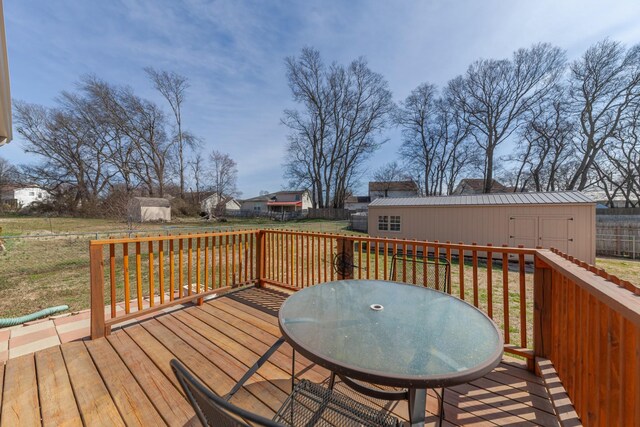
368,181,419,200
0,186,50,208
344,195,371,211
452,179,512,194
200,193,241,217
240,190,312,214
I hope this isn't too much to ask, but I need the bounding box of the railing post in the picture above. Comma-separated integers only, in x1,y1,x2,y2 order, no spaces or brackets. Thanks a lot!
336,236,354,280
90,244,106,339
256,230,265,287
533,253,552,367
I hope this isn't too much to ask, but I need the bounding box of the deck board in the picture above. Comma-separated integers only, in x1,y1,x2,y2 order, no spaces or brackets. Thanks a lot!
1,354,40,427
85,338,166,426
35,346,83,427
0,287,562,426
106,332,197,426
60,341,125,427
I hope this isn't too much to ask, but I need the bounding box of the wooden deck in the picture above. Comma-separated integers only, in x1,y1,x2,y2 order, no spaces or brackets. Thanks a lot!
0,287,562,426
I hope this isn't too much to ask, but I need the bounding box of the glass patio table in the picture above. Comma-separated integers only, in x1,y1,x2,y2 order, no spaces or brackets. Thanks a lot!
278,279,504,427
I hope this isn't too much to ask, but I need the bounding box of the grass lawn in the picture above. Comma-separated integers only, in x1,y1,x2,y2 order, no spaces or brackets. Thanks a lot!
0,215,637,336
0,216,353,317
595,257,640,286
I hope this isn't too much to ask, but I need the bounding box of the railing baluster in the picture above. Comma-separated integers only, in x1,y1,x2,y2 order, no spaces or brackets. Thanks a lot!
502,244,509,344
178,238,184,298
231,234,236,285
158,239,164,304
123,242,130,313
486,243,493,318
169,240,174,300
518,245,526,348
188,236,193,296
196,237,201,294
224,234,233,286
109,243,116,318
136,241,142,311
148,241,155,307
472,242,478,307
458,242,465,300
311,234,316,284
204,237,208,293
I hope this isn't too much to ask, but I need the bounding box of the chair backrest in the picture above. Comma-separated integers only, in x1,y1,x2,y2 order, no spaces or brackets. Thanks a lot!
389,253,450,293
171,359,283,427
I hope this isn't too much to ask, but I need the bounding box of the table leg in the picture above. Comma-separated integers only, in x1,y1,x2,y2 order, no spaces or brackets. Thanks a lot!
408,388,426,427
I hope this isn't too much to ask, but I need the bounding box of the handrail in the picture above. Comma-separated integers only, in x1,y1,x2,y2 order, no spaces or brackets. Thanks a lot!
534,249,639,426
90,229,263,338
88,228,640,425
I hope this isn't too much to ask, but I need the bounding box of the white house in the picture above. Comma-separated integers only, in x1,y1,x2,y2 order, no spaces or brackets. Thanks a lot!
368,181,419,200
200,193,241,217
240,190,312,214
1,186,50,208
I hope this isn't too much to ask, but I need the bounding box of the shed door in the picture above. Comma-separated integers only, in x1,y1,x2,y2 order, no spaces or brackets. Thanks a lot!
508,216,538,248
539,216,573,253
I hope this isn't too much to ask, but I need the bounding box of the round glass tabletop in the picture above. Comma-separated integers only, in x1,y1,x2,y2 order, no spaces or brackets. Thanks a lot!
279,280,504,388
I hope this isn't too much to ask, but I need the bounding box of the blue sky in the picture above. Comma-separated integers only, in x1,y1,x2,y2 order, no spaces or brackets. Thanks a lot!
3,0,640,197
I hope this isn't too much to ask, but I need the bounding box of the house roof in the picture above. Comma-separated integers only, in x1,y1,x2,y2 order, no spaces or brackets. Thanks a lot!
242,190,307,203
345,196,371,203
368,181,418,192
130,197,171,208
454,179,508,194
369,191,595,207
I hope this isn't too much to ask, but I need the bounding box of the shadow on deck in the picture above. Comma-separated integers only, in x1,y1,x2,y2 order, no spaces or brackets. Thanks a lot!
0,287,562,426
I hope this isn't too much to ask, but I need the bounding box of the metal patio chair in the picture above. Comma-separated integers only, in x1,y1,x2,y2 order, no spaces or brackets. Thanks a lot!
171,339,401,427
389,253,451,293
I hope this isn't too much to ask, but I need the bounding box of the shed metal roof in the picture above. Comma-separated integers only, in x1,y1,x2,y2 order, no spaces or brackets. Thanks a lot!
131,197,171,207
368,191,594,207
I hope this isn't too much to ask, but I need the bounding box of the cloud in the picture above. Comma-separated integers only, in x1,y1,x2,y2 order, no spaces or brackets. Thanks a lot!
4,0,640,197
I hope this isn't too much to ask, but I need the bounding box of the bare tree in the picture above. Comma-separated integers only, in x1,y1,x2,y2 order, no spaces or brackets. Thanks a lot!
512,86,575,192
188,151,205,203
145,67,192,198
0,157,17,189
372,161,410,183
283,48,393,208
397,84,475,195
567,39,640,190
207,150,239,216
448,43,566,193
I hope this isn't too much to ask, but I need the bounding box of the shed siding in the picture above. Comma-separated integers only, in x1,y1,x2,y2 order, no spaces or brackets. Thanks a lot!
368,204,595,263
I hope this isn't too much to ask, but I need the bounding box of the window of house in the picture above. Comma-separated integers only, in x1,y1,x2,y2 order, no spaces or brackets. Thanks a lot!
29,191,35,196
378,216,388,231
254,206,261,211
390,216,401,232
295,194,301,201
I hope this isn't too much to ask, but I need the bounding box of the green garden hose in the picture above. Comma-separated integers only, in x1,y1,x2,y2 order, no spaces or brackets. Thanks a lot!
0,305,69,328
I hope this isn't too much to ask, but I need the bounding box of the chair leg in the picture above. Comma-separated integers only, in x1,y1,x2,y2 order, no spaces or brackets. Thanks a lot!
328,372,336,390
439,388,445,426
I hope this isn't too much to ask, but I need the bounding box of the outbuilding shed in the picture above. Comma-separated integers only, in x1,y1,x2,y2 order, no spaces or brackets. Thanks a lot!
127,197,171,222
368,191,596,263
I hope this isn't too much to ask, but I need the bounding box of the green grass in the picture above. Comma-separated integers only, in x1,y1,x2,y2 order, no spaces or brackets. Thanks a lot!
0,216,353,317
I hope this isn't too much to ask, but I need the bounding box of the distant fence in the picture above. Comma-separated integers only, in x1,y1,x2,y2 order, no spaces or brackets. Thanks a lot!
307,208,351,220
226,210,306,221
596,207,640,215
350,213,368,232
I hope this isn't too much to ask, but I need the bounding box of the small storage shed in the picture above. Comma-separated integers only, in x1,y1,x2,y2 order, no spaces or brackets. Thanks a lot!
368,191,596,263
127,197,171,222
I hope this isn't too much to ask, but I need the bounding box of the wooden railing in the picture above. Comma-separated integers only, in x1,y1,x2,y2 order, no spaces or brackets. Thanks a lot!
262,230,537,363
90,230,263,338
534,249,640,426
88,228,640,425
